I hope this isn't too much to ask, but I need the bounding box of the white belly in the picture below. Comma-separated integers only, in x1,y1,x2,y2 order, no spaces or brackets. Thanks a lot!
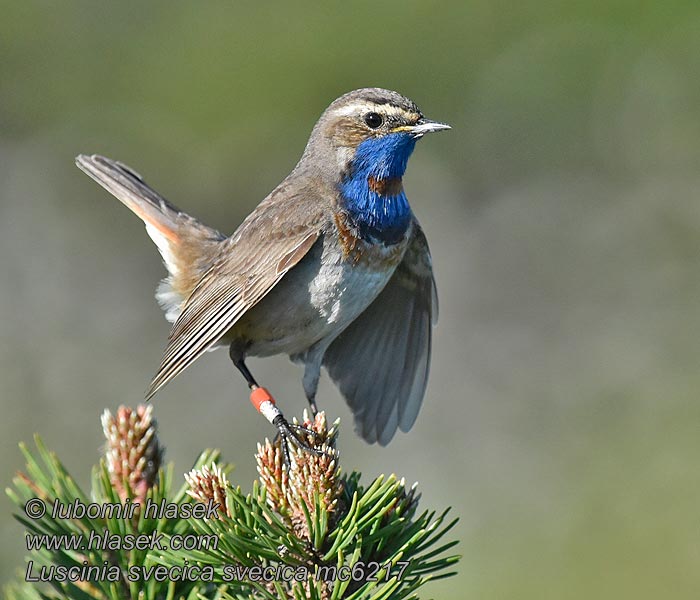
236,238,399,357
309,259,390,327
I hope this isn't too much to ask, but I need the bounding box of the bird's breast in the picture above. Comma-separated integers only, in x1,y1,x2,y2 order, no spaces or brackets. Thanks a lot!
333,211,408,269
308,223,409,324
234,221,410,357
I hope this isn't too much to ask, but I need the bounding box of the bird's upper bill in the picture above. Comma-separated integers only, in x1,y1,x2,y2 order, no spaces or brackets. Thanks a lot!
392,118,451,138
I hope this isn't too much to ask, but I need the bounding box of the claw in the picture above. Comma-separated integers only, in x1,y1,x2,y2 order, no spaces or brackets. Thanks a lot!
273,415,324,467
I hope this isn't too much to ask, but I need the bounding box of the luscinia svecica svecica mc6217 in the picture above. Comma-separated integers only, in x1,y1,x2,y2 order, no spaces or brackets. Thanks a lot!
76,87,450,457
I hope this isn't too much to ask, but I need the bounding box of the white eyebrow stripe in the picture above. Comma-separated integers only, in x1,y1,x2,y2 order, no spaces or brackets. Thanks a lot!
331,102,415,120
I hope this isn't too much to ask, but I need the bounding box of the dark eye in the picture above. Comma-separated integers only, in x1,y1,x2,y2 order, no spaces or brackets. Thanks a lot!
364,112,384,129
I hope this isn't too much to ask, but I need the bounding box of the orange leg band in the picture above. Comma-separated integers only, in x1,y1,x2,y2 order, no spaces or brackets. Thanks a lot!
250,387,275,412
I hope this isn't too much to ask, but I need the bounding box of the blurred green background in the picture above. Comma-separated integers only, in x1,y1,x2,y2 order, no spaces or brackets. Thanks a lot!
2,1,700,597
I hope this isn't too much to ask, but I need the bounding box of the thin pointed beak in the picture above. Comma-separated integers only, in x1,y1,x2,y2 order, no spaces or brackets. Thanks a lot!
410,118,451,138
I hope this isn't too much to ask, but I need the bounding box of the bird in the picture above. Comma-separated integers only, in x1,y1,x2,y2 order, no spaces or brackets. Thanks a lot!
76,87,449,457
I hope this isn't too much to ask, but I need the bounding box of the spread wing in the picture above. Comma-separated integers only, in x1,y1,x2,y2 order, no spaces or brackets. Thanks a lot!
323,221,438,445
146,195,323,398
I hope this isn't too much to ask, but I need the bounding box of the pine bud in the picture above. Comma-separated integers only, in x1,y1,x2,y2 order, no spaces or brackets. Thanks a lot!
185,463,231,518
101,405,162,504
255,411,343,541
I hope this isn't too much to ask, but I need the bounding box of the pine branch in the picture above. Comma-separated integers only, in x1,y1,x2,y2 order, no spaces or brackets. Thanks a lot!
6,406,460,600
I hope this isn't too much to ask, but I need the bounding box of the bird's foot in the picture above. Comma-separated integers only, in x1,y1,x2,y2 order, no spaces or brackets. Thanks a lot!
249,386,326,468
272,415,324,467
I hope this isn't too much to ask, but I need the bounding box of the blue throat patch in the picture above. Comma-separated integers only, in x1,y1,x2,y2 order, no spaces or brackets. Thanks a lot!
339,133,416,245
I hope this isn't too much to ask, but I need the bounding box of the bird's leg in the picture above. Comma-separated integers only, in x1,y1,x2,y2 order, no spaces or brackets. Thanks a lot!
304,375,319,417
231,350,322,465
233,355,258,389
306,396,319,418
302,347,327,417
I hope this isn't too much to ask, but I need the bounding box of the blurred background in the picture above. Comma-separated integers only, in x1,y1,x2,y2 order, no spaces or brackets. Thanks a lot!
2,1,700,597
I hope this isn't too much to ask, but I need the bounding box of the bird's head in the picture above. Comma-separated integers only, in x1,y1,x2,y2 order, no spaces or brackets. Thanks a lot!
301,88,450,183
297,88,449,244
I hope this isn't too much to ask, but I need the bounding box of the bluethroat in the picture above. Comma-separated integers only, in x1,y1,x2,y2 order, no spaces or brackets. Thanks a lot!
76,88,449,457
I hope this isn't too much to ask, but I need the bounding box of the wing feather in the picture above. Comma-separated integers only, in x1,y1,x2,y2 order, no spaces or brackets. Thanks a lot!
147,228,320,397
323,221,437,445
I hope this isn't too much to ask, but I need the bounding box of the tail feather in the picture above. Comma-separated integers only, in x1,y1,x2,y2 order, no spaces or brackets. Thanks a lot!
76,154,225,321
76,155,182,237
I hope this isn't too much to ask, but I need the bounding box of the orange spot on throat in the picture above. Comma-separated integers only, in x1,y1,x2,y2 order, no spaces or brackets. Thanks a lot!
367,176,403,196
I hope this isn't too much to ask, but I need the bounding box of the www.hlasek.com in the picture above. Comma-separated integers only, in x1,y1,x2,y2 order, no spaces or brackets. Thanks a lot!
24,497,220,553
22,498,410,584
